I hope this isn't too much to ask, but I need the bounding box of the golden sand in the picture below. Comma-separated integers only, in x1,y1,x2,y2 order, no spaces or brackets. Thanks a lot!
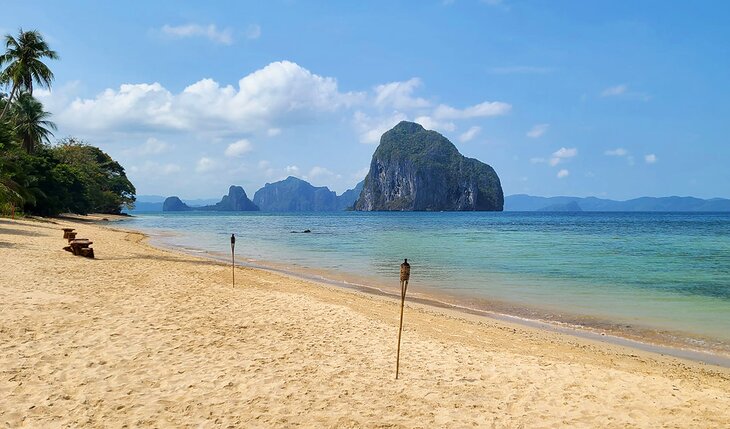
1,217,729,428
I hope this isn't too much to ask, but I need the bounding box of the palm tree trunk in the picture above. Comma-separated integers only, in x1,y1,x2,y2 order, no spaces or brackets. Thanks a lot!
0,84,18,121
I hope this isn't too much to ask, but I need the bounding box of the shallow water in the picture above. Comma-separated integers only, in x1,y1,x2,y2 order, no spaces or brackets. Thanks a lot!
126,211,730,355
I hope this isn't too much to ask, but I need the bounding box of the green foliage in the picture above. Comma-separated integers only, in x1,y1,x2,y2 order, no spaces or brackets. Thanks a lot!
53,138,136,214
0,29,135,217
12,92,56,153
0,28,59,121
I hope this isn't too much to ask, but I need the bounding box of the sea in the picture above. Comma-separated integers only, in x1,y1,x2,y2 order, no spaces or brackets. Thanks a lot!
125,211,730,364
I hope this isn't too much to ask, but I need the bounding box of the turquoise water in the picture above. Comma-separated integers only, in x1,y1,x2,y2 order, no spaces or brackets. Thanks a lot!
127,212,730,354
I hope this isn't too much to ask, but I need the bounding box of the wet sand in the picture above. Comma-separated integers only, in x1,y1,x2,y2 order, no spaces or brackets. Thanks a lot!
1,217,729,428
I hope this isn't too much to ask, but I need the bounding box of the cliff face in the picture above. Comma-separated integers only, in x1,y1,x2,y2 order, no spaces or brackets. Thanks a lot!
252,177,364,212
162,196,191,211
354,121,503,211
253,177,338,211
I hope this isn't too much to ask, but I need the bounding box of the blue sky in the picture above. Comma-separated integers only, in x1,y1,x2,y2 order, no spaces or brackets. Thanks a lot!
3,0,729,199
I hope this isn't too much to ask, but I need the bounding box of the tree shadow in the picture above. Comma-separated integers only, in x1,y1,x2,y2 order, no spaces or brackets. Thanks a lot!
0,226,42,237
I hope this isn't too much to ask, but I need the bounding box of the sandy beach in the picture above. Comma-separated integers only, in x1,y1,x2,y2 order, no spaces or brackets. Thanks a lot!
1,217,729,428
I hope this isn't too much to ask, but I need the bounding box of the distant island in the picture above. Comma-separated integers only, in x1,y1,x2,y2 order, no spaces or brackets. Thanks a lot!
253,176,363,212
355,121,504,211
163,186,259,212
505,194,730,212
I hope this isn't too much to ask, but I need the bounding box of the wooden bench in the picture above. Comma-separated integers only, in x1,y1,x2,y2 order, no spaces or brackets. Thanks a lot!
64,239,95,259
62,228,75,239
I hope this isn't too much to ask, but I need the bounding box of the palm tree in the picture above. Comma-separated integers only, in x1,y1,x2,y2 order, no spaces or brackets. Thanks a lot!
0,29,58,120
12,93,56,154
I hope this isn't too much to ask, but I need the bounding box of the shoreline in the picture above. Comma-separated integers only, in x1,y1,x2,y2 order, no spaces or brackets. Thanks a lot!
134,223,730,368
3,216,730,427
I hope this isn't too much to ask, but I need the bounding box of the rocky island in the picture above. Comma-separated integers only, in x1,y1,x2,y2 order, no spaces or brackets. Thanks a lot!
163,185,259,212
253,176,364,212
354,121,503,211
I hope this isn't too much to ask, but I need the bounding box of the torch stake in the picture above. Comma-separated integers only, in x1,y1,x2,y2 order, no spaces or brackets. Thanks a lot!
230,234,236,287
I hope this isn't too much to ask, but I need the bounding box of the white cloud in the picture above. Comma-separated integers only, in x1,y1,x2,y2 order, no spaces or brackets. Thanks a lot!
267,128,281,137
604,148,628,156
373,78,430,110
56,61,364,138
557,169,570,178
459,126,481,143
196,157,216,173
224,139,253,157
645,153,657,164
526,123,549,138
549,147,577,166
433,101,511,120
245,24,261,40
161,24,233,45
285,165,300,175
601,84,628,97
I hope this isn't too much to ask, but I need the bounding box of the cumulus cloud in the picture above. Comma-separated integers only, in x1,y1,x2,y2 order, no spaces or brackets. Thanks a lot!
604,148,628,156
557,169,570,178
161,24,233,45
373,78,430,110
645,154,657,164
285,165,300,175
601,84,628,97
459,126,481,143
526,123,549,138
224,139,253,157
56,61,364,138
549,147,577,166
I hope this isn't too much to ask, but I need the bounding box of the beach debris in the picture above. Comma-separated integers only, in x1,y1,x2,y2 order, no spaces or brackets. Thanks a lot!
231,234,236,288
396,258,411,379
290,229,312,233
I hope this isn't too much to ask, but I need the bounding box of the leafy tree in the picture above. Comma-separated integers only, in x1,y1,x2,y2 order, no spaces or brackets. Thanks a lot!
52,138,136,213
12,92,56,154
0,29,58,120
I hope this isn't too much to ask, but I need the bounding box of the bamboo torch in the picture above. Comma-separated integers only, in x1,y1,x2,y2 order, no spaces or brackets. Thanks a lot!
230,234,236,287
396,258,411,379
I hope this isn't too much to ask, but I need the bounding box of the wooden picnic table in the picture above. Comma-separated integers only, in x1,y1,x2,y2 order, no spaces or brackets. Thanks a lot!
66,232,78,242
65,239,95,258
62,228,75,239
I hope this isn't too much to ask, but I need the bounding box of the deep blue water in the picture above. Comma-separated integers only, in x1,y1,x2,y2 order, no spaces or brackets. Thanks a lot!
126,211,730,351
